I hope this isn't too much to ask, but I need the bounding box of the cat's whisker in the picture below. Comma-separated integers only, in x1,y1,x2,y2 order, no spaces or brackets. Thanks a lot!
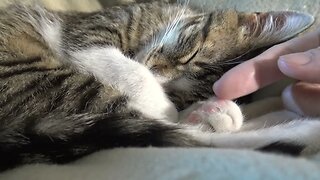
159,3,188,45
195,63,224,72
217,61,243,65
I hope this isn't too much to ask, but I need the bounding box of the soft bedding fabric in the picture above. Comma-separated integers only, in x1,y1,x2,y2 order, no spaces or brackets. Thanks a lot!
0,0,101,11
1,148,320,180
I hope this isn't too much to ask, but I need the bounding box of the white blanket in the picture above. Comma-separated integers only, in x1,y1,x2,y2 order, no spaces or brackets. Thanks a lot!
1,148,320,180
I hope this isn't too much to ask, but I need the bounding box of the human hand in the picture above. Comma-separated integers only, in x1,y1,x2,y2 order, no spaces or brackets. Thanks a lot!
213,29,320,116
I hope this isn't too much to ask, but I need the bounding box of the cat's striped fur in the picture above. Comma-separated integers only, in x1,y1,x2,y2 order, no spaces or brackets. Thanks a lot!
0,2,317,171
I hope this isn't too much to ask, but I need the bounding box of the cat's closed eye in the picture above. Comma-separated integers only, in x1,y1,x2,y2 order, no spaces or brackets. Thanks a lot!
179,49,199,65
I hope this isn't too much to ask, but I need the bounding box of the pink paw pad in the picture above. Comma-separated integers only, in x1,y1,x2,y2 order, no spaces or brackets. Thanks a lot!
199,99,227,112
201,103,221,113
181,97,243,132
186,112,202,124
185,100,226,125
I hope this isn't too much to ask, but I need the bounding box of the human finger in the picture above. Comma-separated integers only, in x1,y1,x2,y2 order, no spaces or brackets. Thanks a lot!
278,47,320,83
213,29,320,99
282,81,320,116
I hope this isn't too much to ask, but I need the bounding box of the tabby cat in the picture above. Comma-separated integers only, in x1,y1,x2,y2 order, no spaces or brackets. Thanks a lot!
0,2,318,171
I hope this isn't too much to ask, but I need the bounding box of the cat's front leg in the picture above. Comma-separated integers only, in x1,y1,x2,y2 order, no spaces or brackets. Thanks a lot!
68,47,178,121
179,97,243,132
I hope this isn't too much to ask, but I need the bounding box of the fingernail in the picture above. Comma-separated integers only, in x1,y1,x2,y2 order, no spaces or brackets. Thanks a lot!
282,85,304,116
278,56,312,73
213,80,220,94
280,55,311,66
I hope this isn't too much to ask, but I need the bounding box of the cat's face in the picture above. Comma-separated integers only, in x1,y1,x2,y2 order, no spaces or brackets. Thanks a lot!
136,10,313,108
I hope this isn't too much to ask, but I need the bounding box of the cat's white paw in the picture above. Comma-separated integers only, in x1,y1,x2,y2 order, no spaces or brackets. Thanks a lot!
129,93,178,121
71,47,178,121
127,66,178,121
181,97,243,132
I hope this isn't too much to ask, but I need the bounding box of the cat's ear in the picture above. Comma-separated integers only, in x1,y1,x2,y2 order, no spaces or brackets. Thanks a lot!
238,11,314,47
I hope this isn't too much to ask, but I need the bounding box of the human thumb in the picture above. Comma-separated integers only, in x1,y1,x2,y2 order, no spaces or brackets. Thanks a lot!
278,48,320,83
282,82,320,116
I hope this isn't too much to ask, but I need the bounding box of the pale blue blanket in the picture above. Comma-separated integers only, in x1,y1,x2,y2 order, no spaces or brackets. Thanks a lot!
1,148,320,180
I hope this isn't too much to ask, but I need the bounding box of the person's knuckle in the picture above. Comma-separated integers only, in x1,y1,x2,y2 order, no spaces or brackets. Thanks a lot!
273,43,295,55
306,49,320,61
